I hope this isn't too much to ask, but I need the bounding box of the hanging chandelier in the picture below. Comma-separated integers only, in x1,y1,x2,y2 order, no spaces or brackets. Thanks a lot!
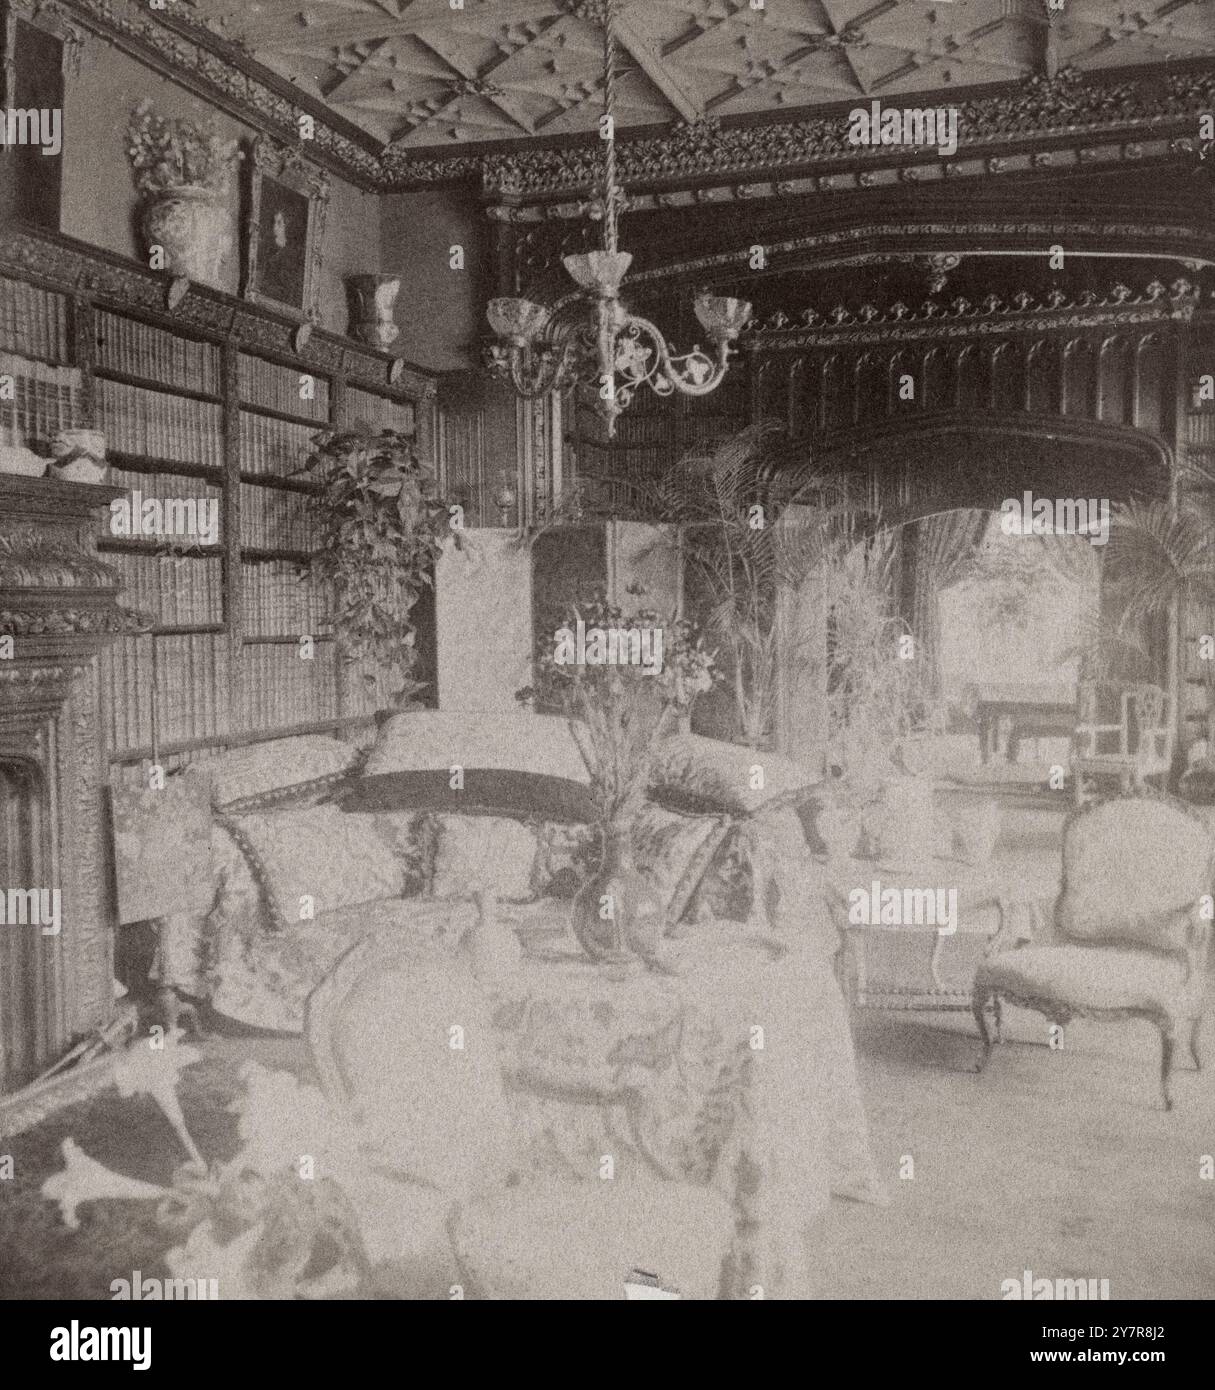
483,0,751,438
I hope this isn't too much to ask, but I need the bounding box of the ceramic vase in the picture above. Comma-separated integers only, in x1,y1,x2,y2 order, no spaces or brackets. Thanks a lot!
346,274,401,350
141,186,231,286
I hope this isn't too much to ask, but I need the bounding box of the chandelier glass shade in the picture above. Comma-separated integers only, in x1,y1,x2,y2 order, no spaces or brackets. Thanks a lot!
483,0,750,437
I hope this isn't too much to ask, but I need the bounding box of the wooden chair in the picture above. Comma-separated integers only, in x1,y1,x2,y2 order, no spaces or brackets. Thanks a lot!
972,795,1213,1110
1071,682,1173,806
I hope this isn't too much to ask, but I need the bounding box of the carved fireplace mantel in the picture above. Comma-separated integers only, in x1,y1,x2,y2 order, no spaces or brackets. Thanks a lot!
0,473,146,1092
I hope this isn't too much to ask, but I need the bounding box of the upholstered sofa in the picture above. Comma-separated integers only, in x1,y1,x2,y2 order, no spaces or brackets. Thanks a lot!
152,711,838,1034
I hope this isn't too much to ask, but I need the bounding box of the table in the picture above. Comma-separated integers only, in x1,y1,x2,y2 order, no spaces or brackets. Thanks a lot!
824,856,1012,1011
308,917,885,1299
974,681,1075,764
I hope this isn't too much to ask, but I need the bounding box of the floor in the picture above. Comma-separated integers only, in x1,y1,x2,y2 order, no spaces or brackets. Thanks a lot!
810,1005,1215,1300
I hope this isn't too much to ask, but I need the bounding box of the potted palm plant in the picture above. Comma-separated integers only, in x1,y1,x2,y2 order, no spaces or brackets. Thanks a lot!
606,425,856,749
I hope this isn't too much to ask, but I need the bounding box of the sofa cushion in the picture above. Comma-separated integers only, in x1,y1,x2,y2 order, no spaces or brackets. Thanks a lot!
1056,797,1214,952
365,709,590,784
370,810,437,896
211,897,478,1034
430,813,540,902
531,821,599,900
632,805,731,927
649,733,819,817
225,805,405,931
184,734,365,813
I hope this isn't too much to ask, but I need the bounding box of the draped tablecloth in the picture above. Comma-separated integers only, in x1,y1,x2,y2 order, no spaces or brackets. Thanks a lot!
309,913,886,1300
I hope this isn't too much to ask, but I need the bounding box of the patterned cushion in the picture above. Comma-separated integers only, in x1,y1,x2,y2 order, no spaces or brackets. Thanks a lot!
649,733,819,817
226,805,406,930
183,735,365,813
1056,798,1214,951
531,821,599,900
631,805,730,926
209,897,478,1034
430,814,540,902
370,810,437,896
976,943,1197,1017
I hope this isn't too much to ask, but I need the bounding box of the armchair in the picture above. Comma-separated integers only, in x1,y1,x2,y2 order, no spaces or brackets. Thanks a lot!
972,795,1213,1110
1071,682,1173,806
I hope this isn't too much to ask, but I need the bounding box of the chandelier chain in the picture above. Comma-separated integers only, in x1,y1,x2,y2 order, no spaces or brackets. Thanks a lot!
602,0,619,256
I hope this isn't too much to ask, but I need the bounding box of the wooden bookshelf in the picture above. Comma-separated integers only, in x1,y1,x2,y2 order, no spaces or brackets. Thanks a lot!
0,223,438,767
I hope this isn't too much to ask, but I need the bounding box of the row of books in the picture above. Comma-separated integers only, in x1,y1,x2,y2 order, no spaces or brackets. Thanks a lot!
0,352,83,449
240,483,318,552
1186,412,1215,443
102,634,233,753
238,352,331,421
241,559,332,637
235,640,340,731
239,409,321,478
96,311,221,397
96,378,224,469
111,553,224,629
0,277,69,364
109,469,225,514
345,386,414,435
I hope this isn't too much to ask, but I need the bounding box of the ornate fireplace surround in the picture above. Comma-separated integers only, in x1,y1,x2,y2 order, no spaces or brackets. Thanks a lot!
0,474,144,1094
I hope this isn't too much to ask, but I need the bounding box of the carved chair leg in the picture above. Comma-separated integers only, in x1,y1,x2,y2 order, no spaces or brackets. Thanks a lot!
1190,1017,1202,1072
973,989,995,1073
1159,1026,1176,1112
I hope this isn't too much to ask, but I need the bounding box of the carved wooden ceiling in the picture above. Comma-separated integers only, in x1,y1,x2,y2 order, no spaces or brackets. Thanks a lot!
189,0,1215,152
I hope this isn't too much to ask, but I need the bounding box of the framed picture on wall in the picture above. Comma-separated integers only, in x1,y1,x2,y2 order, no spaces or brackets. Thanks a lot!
241,137,329,320
0,0,83,229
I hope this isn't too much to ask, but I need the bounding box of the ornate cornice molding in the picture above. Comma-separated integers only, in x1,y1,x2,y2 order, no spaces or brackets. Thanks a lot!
491,134,1208,227
0,522,116,589
0,226,437,401
49,2,1215,198
468,65,1215,201
0,607,150,635
58,0,384,187
611,222,1215,303
744,279,1201,352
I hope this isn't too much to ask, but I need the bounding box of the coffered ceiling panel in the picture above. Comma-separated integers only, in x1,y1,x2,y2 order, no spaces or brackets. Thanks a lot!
187,0,1215,151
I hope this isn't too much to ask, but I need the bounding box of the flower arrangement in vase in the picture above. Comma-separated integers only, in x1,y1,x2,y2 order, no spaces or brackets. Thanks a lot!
520,596,717,967
126,99,238,286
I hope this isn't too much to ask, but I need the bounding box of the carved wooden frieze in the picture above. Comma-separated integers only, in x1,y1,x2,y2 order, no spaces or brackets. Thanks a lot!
0,477,152,638
743,280,1201,353
0,227,438,401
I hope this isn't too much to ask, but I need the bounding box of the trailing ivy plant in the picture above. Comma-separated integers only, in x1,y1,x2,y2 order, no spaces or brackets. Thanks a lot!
302,428,457,707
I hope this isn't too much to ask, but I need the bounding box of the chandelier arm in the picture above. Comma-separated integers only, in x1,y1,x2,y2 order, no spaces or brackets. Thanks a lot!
626,313,734,396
